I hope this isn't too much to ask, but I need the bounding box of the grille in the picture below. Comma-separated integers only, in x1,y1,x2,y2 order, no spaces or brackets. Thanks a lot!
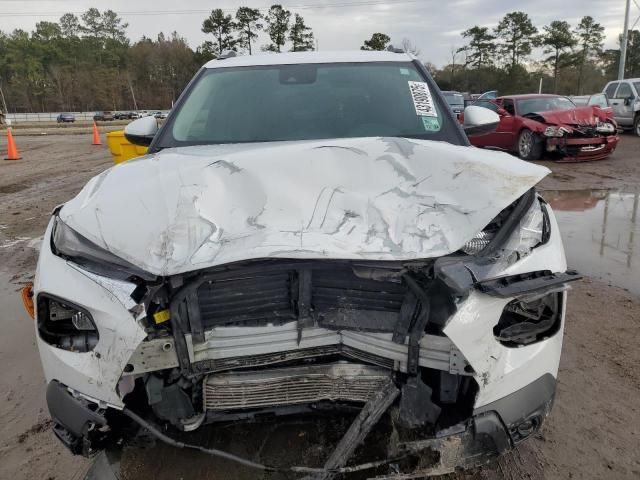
311,268,406,312
193,261,408,330
197,271,295,328
203,363,390,410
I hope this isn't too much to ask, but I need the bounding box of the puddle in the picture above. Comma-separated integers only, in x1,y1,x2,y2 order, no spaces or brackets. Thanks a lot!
543,189,640,295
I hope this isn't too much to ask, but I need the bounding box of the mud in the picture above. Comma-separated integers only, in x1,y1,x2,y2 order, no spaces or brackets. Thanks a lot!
0,133,639,480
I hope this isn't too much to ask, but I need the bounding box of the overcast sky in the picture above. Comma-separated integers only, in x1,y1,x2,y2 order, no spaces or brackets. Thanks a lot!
0,0,634,66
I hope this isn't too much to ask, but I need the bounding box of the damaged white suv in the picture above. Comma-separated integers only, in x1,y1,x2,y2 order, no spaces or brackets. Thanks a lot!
34,51,578,477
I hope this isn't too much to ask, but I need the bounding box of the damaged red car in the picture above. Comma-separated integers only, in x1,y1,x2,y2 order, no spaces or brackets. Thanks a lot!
467,94,619,162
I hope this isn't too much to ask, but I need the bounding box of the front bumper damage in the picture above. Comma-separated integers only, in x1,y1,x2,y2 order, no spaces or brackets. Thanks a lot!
47,373,556,477
545,133,619,162
32,134,572,476
37,206,576,477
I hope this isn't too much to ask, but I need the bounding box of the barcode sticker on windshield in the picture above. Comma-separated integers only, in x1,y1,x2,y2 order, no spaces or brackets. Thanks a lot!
408,81,437,117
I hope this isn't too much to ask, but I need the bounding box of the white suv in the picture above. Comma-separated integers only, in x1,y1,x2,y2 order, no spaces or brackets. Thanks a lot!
603,79,640,135
34,51,576,477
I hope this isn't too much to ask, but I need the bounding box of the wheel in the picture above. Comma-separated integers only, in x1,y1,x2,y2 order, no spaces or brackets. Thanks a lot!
518,129,543,160
634,115,640,137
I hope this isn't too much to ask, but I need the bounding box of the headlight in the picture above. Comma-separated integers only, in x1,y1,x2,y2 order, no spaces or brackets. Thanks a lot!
494,291,562,346
37,294,98,352
543,126,569,137
499,199,546,264
52,216,154,280
462,197,548,263
595,122,615,134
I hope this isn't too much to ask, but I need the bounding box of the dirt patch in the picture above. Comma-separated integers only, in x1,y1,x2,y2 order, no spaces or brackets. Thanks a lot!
0,133,639,480
17,419,54,444
0,183,29,194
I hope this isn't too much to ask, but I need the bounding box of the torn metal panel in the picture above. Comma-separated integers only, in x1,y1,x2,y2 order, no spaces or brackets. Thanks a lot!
122,337,179,375
59,137,549,276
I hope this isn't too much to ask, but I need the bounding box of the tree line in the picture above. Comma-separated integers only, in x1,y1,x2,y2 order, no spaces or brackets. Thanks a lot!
434,11,639,96
0,5,315,113
200,5,314,56
1,7,638,113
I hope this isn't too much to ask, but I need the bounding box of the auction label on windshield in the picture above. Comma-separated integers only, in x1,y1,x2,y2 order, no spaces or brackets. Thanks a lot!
408,81,437,117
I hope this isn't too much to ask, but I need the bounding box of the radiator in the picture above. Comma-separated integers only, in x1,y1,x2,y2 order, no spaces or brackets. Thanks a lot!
203,362,390,410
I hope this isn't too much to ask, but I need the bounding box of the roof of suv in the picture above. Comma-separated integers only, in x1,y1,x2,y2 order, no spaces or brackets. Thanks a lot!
606,78,640,83
203,50,415,69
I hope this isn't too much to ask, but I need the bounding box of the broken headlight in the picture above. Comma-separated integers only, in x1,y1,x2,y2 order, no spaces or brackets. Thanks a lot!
494,292,562,346
37,294,98,352
52,216,154,280
543,126,570,137
462,197,548,261
595,122,615,134
498,198,547,264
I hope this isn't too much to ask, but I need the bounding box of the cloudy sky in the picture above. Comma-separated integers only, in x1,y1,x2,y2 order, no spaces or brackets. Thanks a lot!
0,0,634,66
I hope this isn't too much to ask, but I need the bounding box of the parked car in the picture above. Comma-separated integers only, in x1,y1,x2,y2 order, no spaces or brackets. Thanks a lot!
56,113,75,123
93,111,114,121
31,51,576,477
153,111,168,119
468,94,619,162
441,90,465,118
114,111,137,120
570,93,614,121
602,78,640,136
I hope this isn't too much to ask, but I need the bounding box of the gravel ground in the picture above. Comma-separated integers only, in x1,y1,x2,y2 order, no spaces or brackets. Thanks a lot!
0,133,638,480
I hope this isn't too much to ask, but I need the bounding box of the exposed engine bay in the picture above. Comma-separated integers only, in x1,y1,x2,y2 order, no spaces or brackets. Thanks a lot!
126,258,476,431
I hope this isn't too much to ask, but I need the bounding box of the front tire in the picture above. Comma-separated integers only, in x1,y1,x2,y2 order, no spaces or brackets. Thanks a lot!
634,115,640,137
518,129,543,160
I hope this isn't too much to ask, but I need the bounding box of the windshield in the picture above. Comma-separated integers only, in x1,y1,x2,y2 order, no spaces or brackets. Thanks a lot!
517,97,576,116
155,62,464,148
634,82,640,96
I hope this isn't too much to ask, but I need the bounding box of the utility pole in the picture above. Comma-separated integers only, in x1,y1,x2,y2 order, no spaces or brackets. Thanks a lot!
127,75,139,111
618,0,631,80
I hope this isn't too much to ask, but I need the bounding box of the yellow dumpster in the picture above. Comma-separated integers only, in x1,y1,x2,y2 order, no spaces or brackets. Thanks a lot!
106,130,148,164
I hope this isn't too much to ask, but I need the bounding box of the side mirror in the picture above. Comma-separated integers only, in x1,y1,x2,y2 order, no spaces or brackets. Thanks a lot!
497,107,509,116
124,116,158,146
463,105,500,136
624,96,634,106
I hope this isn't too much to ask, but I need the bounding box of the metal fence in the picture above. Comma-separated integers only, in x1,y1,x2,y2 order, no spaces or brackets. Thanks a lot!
6,111,168,123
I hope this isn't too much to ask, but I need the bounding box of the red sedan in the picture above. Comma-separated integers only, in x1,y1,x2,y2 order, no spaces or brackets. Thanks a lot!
466,94,619,162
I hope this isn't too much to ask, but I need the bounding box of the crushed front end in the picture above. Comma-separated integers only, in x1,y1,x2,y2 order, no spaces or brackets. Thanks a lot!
35,184,577,476
540,119,619,162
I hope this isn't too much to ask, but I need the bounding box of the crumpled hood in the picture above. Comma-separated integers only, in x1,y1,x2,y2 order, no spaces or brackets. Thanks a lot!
526,106,601,126
60,137,549,276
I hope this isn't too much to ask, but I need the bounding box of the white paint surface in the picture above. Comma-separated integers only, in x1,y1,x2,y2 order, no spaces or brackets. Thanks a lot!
60,137,549,276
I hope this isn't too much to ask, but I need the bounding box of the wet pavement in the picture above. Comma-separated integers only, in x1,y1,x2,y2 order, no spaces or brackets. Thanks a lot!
544,189,640,295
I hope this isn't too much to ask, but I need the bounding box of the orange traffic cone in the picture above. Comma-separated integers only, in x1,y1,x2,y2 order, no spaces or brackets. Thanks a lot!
4,127,22,161
92,121,102,146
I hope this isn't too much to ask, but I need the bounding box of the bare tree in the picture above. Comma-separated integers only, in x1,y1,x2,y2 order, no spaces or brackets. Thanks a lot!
401,38,421,57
